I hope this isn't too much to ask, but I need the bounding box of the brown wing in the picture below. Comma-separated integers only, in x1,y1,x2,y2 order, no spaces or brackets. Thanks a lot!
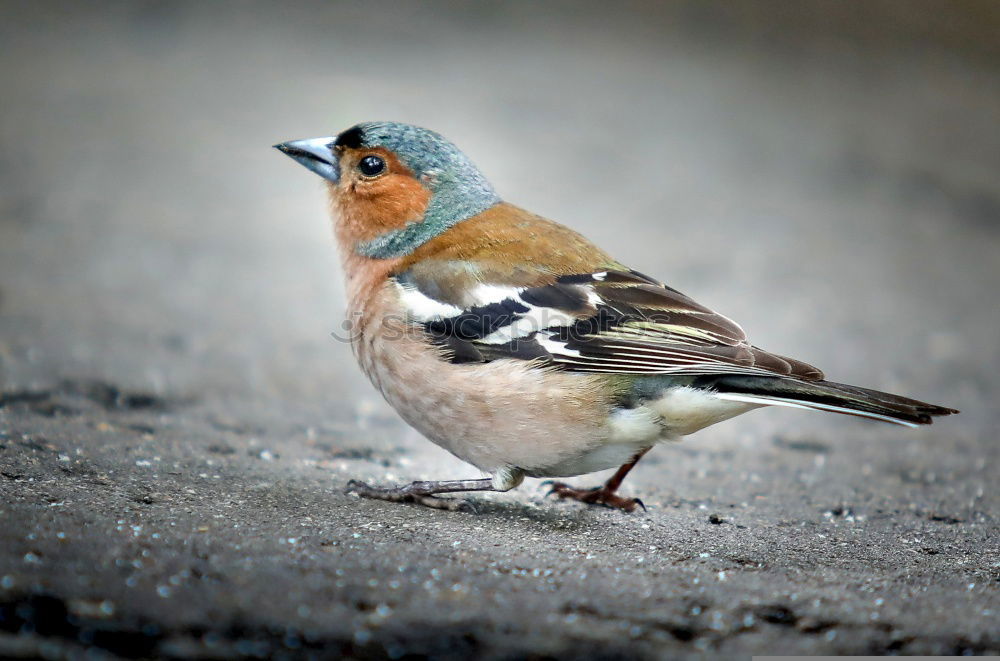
394,263,824,380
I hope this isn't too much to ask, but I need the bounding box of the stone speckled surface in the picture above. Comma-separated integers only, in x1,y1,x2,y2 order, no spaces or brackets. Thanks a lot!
1,2,998,658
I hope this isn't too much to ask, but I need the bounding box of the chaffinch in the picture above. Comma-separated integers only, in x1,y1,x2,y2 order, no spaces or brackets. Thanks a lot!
275,122,957,513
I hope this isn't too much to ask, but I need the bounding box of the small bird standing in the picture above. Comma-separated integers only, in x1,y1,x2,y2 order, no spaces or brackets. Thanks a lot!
276,122,957,512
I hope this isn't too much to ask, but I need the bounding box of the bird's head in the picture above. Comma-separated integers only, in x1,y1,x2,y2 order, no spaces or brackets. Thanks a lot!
276,122,500,260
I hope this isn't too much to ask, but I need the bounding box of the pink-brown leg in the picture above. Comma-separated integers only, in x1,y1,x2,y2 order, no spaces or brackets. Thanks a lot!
345,477,494,512
544,448,651,513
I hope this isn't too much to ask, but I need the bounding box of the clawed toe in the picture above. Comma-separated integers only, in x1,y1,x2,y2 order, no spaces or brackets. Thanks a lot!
344,479,373,494
344,480,476,513
344,479,390,499
409,493,477,512
542,481,644,513
542,480,587,497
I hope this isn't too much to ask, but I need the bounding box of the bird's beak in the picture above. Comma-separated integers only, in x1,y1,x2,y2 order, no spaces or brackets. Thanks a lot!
274,137,340,183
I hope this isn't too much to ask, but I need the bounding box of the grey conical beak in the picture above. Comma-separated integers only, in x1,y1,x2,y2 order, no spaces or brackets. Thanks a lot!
274,137,340,183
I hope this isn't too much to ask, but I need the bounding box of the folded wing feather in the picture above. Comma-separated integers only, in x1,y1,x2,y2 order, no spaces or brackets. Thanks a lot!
392,264,825,381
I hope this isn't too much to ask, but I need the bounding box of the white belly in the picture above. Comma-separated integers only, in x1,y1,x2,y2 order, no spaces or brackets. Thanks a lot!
648,386,762,436
525,388,759,478
530,438,653,477
534,406,661,476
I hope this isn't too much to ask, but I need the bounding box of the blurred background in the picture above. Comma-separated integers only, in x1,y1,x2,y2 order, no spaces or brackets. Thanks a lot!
1,1,997,433
1,1,998,657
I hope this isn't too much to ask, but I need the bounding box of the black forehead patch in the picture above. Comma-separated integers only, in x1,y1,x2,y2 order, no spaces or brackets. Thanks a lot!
334,125,365,149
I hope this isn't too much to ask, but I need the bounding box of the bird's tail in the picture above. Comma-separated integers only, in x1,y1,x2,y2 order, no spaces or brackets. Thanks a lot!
700,376,958,428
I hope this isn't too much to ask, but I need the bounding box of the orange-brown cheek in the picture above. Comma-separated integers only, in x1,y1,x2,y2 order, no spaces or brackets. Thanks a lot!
331,175,432,250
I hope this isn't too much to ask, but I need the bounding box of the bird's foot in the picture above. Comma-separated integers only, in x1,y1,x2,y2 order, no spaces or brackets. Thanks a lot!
543,481,645,513
344,480,476,513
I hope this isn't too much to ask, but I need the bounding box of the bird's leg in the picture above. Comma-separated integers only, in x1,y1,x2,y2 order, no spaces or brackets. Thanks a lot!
345,478,495,513
544,448,651,513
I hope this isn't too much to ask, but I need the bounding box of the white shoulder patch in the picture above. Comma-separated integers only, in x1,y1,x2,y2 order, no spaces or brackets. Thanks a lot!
395,282,463,322
468,284,523,306
395,279,602,344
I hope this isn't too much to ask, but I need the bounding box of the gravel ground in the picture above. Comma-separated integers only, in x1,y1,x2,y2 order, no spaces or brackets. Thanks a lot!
1,2,998,658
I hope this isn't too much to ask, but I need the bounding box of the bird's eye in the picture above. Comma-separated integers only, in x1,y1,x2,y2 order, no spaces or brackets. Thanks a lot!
357,155,387,178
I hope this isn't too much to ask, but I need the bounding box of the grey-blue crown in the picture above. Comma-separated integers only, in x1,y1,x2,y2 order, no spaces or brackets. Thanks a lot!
337,122,501,259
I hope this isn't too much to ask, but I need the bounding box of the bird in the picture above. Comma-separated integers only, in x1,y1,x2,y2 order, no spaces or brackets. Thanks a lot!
275,121,957,513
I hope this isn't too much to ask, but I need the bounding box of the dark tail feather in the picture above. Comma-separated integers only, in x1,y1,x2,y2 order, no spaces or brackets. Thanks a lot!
699,376,958,427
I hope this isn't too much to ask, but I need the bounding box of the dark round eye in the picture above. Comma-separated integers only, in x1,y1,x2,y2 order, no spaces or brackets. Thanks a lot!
357,155,386,177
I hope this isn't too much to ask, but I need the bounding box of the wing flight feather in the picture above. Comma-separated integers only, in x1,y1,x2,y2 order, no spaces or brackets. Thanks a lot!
392,266,824,381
